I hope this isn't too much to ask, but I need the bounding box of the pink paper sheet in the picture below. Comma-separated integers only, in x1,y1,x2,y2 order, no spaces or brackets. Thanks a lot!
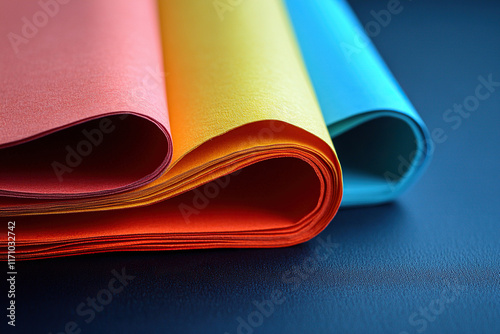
0,0,172,198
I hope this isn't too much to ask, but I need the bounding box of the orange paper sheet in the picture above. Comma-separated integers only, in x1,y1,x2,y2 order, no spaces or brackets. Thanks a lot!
0,0,342,260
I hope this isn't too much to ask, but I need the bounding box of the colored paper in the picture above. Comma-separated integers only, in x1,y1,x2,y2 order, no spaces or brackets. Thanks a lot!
0,0,433,260
0,0,342,259
0,0,173,198
285,0,432,205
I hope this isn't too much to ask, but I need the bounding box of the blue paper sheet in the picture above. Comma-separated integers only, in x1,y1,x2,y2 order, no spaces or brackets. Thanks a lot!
285,0,433,206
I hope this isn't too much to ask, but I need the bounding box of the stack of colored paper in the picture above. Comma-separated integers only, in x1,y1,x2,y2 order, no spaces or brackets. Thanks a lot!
0,0,431,260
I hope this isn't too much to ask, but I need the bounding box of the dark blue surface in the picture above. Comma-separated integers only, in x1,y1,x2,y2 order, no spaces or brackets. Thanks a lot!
3,0,500,333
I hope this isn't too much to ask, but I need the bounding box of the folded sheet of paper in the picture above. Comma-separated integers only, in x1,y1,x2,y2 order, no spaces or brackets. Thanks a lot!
285,0,432,205
0,0,429,260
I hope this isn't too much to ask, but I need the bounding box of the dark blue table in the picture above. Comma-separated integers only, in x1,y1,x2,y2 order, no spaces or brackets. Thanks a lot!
3,0,499,333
